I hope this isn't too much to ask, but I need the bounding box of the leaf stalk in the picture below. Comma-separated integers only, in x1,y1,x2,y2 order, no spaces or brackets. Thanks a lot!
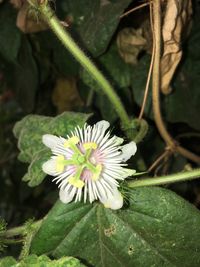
128,168,200,188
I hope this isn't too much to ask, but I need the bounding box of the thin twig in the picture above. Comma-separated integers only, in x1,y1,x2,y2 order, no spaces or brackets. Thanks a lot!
176,146,200,164
138,1,154,120
120,1,151,18
152,0,174,147
148,149,171,173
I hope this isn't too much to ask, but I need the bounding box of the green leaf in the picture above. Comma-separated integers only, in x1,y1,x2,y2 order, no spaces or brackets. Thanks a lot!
0,255,86,267
0,257,17,267
81,44,132,122
100,45,132,88
22,149,51,187
0,2,21,62
30,187,200,267
14,115,52,162
36,31,79,77
61,0,132,56
81,45,132,90
13,37,39,112
13,112,90,186
52,39,79,77
163,68,200,131
0,218,7,253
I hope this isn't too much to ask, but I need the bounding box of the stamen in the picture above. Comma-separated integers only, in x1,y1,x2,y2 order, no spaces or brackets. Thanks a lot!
64,136,82,156
91,164,102,181
68,166,85,188
68,177,84,188
64,136,79,147
83,142,97,150
84,142,97,160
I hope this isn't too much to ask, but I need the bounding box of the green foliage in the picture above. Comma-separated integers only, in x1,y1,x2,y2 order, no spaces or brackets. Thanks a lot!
61,0,132,56
0,257,17,267
0,255,86,267
0,2,21,62
36,31,79,78
19,219,42,259
0,219,7,253
99,45,132,88
81,45,132,91
81,45,132,122
131,55,153,119
13,112,90,186
30,187,200,267
13,37,39,112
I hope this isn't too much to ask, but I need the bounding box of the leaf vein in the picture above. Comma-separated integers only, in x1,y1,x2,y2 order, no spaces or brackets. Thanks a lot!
115,214,178,267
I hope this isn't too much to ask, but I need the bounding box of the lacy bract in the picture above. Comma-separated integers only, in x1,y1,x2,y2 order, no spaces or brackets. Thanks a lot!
42,120,137,209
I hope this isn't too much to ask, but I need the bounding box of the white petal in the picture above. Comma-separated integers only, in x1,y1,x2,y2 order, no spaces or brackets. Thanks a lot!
100,189,123,210
42,159,57,176
59,188,74,204
96,120,110,134
121,168,136,179
42,134,60,149
112,135,124,146
120,141,137,162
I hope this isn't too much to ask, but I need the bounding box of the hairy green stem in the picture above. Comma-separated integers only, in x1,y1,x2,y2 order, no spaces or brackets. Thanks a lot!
1,220,42,238
29,0,130,129
128,169,200,188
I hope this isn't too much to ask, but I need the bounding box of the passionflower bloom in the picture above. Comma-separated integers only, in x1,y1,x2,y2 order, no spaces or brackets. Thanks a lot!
42,120,137,210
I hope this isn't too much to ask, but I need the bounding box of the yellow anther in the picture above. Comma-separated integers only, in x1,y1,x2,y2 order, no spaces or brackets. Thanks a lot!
64,136,80,148
91,164,102,181
56,155,65,173
83,142,97,150
68,176,85,188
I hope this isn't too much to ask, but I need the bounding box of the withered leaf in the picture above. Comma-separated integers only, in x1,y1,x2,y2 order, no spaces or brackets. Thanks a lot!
117,27,146,65
52,77,83,113
161,0,192,94
12,1,48,33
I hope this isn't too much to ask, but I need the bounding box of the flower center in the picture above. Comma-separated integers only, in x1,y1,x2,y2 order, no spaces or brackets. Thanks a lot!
56,136,102,188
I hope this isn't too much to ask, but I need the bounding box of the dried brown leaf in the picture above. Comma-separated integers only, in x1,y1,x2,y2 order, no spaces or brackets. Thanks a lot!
52,77,83,113
17,2,48,33
10,0,24,9
160,0,192,94
117,27,147,65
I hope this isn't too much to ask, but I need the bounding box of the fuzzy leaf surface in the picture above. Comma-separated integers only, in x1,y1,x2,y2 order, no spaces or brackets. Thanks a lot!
31,187,200,267
0,255,86,267
61,0,132,56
